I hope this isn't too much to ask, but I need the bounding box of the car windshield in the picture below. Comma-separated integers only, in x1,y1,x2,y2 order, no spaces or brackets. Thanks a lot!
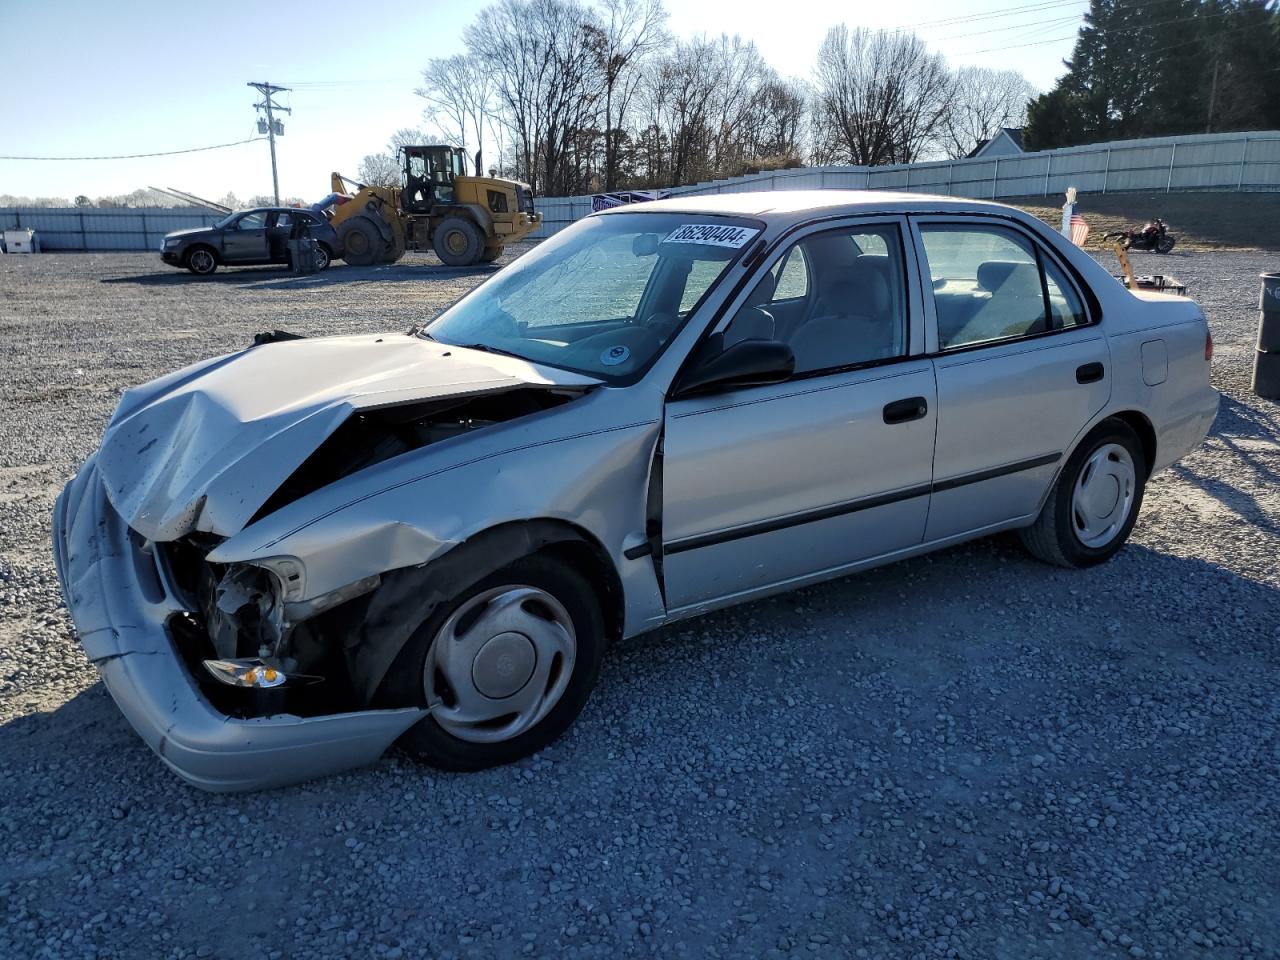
422,212,764,381
214,211,240,229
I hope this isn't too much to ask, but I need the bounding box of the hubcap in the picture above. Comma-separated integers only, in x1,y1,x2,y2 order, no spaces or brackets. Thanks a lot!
1071,442,1136,548
446,230,468,254
424,585,576,743
191,250,213,272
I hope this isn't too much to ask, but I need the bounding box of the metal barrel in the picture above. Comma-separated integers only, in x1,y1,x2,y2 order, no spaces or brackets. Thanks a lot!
1254,273,1280,400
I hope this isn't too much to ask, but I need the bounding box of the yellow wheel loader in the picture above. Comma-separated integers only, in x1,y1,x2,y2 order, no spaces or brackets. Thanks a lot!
329,145,542,267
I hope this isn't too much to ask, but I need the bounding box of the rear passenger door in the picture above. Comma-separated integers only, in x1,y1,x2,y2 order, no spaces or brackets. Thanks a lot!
912,218,1111,542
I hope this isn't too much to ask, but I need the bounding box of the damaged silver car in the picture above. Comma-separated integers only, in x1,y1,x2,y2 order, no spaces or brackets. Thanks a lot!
54,191,1219,791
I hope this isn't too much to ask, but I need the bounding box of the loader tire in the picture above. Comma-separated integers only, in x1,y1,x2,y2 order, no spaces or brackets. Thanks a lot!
433,217,484,267
339,216,386,266
479,246,504,264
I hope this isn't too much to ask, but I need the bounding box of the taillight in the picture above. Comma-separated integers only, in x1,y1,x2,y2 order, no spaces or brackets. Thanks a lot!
1205,328,1214,361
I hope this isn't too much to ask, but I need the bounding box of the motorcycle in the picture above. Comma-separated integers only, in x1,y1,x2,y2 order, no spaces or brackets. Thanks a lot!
1103,218,1177,254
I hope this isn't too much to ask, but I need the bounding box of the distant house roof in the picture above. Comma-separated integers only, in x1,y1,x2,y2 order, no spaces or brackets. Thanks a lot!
967,127,1025,159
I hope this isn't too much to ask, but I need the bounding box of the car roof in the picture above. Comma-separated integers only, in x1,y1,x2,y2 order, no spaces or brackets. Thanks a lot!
594,189,1021,225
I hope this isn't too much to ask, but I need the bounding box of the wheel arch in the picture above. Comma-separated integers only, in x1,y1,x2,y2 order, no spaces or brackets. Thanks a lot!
1031,407,1158,521
349,517,624,705
184,242,221,265
1108,409,1157,478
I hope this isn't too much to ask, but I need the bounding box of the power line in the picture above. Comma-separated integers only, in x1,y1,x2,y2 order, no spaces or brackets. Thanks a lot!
0,137,265,161
905,0,1086,31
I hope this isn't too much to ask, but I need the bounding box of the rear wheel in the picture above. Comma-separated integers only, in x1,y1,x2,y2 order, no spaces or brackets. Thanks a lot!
185,246,218,275
1019,419,1147,568
433,216,485,266
380,554,606,771
1156,235,1176,254
338,217,385,266
314,243,332,271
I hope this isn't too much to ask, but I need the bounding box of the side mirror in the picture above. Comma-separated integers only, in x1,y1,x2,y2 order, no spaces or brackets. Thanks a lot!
675,335,795,397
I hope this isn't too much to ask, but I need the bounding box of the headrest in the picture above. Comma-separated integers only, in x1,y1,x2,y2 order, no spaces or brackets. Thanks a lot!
977,260,1041,298
745,269,777,308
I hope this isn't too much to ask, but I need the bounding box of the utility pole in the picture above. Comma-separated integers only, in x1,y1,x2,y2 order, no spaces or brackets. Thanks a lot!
247,81,291,204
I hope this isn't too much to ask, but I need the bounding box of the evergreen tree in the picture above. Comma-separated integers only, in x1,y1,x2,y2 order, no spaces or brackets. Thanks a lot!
1025,0,1280,149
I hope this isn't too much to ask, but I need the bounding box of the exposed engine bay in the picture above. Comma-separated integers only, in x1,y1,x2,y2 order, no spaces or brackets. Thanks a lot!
161,385,583,719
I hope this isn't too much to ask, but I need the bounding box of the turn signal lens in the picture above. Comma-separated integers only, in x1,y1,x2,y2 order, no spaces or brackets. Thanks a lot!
203,658,288,688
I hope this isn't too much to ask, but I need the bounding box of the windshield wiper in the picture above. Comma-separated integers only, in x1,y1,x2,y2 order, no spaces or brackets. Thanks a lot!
454,342,527,361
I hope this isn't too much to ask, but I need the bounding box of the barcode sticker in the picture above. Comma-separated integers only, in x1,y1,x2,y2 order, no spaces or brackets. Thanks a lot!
661,224,760,249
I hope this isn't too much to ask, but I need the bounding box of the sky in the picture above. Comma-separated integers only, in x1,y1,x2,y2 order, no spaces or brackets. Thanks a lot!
0,0,1086,203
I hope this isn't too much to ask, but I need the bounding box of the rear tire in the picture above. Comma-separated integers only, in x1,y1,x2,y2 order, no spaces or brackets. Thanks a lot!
338,217,385,266
185,246,218,275
314,243,332,271
433,216,485,266
1156,235,1176,254
1019,419,1147,568
379,554,605,771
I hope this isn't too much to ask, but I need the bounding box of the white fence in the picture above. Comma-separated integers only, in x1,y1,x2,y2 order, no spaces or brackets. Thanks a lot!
0,207,222,252
531,130,1280,238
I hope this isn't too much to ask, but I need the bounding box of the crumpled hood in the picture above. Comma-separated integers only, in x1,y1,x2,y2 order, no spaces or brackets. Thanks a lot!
97,333,596,542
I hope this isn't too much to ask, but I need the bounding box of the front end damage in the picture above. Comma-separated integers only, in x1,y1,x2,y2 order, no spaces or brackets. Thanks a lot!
52,335,598,791
53,456,424,792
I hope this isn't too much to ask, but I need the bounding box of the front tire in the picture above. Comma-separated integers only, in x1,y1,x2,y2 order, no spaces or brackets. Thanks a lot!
380,554,606,771
433,216,485,266
185,246,218,275
338,217,385,266
1019,419,1147,568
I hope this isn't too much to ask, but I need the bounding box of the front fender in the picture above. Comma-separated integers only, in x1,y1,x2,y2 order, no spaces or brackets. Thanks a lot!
209,417,666,633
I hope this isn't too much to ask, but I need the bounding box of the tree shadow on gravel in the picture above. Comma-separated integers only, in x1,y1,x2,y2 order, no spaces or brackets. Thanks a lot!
1171,393,1280,534
99,262,499,290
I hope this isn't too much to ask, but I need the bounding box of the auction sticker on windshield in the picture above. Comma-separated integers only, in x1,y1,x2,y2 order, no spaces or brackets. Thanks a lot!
662,224,760,248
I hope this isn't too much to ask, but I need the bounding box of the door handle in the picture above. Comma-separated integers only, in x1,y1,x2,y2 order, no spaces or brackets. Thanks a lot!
883,396,928,425
1076,362,1105,384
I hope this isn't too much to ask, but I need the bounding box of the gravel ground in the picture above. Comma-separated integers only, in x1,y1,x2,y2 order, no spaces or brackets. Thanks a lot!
1,245,1278,960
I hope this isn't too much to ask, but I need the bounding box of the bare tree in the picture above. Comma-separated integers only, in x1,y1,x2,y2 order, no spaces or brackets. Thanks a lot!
940,67,1037,159
590,0,667,189
357,153,400,188
417,55,494,174
465,0,607,195
813,26,953,166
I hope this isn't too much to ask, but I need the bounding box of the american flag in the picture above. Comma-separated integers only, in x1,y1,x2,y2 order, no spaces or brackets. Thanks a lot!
1069,213,1090,247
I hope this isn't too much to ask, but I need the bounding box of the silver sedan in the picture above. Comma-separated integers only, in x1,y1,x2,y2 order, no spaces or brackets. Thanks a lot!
53,191,1219,790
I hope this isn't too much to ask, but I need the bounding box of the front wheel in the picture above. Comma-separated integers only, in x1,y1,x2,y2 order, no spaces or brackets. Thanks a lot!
185,246,218,275
379,554,606,771
1019,419,1147,568
314,243,332,271
433,216,485,266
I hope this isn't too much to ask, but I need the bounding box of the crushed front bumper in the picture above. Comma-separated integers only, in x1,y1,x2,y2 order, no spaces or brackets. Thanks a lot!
52,457,425,792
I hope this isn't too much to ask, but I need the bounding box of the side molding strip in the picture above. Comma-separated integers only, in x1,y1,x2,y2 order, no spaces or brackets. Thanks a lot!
664,452,1061,555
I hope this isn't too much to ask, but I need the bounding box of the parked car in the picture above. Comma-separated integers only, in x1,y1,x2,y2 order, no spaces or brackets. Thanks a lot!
55,191,1218,791
160,207,341,275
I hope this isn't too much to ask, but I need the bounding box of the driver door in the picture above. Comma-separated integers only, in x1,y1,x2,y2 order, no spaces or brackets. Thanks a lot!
660,218,937,613
221,210,269,262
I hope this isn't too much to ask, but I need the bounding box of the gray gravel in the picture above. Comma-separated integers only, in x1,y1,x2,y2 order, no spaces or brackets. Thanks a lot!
1,246,1278,960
